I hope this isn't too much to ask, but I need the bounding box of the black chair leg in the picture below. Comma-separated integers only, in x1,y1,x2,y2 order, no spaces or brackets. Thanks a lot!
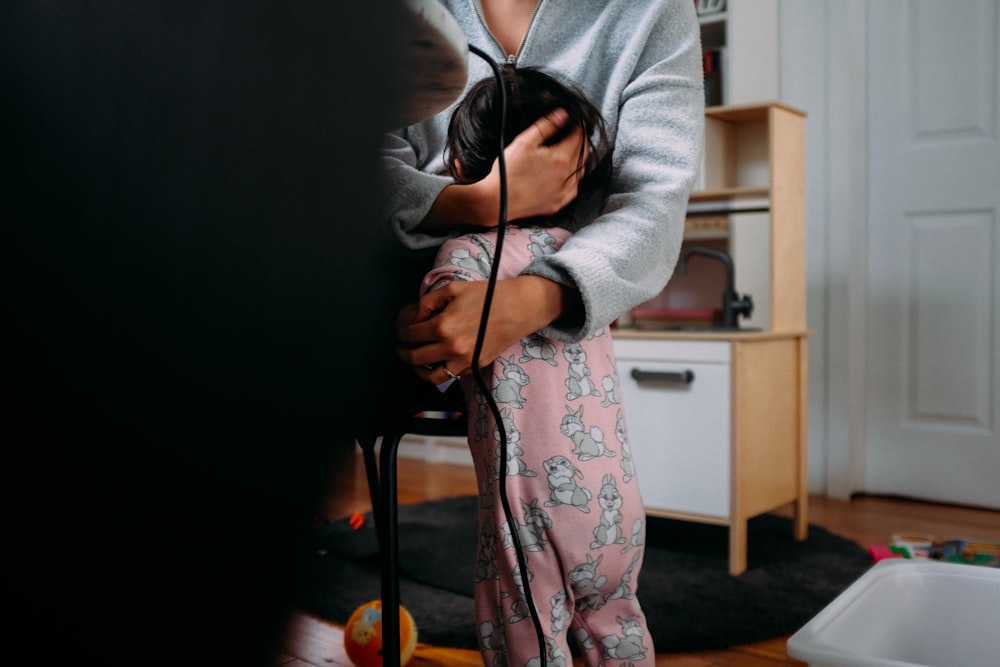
357,429,404,667
358,435,385,554
379,429,403,667
356,391,465,667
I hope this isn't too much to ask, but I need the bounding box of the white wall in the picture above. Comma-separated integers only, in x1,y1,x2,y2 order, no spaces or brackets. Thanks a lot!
778,1,869,498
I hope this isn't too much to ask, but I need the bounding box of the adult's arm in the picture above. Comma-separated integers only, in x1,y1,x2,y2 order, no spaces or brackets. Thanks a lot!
389,108,589,382
381,108,583,239
521,0,706,342
390,0,704,378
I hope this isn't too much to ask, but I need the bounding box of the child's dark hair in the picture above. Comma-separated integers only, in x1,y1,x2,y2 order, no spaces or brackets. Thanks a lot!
445,65,612,224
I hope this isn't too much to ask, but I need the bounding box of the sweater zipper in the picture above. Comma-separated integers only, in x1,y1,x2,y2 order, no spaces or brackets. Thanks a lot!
472,0,543,65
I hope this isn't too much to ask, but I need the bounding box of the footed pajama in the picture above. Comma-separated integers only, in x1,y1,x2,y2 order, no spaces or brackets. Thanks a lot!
422,226,654,667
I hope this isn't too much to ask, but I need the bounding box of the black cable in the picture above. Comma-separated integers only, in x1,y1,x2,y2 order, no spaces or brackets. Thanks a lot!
466,43,547,667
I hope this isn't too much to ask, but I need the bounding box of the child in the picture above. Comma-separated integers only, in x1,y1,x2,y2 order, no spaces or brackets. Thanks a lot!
421,66,654,667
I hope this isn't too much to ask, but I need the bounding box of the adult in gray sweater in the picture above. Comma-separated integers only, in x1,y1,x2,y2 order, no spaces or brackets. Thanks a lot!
390,0,705,388
386,2,702,663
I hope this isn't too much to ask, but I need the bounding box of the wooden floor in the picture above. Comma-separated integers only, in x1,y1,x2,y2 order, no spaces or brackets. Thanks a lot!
277,453,1000,667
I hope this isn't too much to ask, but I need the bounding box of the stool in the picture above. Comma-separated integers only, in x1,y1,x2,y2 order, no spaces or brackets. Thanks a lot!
355,381,467,667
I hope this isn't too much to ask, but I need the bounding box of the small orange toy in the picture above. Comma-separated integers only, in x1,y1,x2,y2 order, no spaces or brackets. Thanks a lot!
343,599,418,667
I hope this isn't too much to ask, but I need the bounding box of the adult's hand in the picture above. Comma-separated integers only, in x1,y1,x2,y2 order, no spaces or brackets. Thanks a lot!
396,275,569,385
497,107,587,222
417,108,588,231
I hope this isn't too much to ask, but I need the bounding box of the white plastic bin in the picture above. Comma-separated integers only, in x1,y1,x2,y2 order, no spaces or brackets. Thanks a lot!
786,559,1000,667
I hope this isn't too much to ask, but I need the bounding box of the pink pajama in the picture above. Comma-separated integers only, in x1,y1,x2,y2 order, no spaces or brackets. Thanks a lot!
422,226,654,667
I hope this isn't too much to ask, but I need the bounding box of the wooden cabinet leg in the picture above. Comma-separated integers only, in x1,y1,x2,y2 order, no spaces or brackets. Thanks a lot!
793,495,809,542
794,335,810,543
729,520,747,575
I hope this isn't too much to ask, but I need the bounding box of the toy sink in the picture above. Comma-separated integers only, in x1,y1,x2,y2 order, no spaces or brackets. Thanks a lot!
786,558,1000,667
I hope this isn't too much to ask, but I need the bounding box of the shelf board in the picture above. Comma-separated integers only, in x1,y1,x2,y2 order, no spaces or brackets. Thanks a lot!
612,327,813,341
706,101,807,122
689,187,770,203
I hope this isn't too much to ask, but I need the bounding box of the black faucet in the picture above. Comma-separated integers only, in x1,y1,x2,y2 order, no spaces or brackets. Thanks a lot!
677,246,754,329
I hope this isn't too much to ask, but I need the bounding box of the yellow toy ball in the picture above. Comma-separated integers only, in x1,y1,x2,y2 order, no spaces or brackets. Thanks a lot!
344,599,418,667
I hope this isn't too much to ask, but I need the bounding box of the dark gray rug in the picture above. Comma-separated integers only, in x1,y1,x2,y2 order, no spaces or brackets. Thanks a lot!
295,496,872,653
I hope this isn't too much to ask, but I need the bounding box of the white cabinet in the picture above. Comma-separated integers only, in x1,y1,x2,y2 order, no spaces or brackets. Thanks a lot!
615,339,731,517
614,333,809,575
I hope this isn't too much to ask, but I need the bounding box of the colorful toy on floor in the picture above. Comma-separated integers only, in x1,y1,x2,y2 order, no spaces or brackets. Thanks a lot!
343,600,418,667
867,544,903,562
870,534,1000,568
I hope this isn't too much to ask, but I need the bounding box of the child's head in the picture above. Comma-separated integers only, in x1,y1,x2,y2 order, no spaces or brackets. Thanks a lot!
444,65,612,223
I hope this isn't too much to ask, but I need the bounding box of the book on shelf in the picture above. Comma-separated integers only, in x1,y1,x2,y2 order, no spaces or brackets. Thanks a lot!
703,47,724,107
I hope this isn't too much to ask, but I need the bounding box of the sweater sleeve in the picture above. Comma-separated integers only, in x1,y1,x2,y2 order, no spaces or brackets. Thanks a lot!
525,0,705,342
380,128,456,250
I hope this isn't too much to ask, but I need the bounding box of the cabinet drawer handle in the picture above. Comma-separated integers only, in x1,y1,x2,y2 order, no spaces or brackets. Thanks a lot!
630,368,695,385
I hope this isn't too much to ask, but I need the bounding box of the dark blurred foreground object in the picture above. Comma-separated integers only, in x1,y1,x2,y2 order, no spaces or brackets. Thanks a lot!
0,2,402,664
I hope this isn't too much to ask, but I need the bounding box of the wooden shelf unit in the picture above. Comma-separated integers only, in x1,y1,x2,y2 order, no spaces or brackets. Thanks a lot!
700,102,807,332
613,102,809,575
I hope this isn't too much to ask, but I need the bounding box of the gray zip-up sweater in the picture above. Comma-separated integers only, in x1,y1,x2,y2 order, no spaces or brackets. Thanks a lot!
383,0,704,342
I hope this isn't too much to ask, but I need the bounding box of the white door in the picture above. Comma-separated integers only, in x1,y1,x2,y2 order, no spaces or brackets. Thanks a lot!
866,1,1000,509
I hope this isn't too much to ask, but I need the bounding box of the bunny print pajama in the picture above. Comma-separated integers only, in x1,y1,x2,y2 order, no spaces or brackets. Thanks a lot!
421,226,654,667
